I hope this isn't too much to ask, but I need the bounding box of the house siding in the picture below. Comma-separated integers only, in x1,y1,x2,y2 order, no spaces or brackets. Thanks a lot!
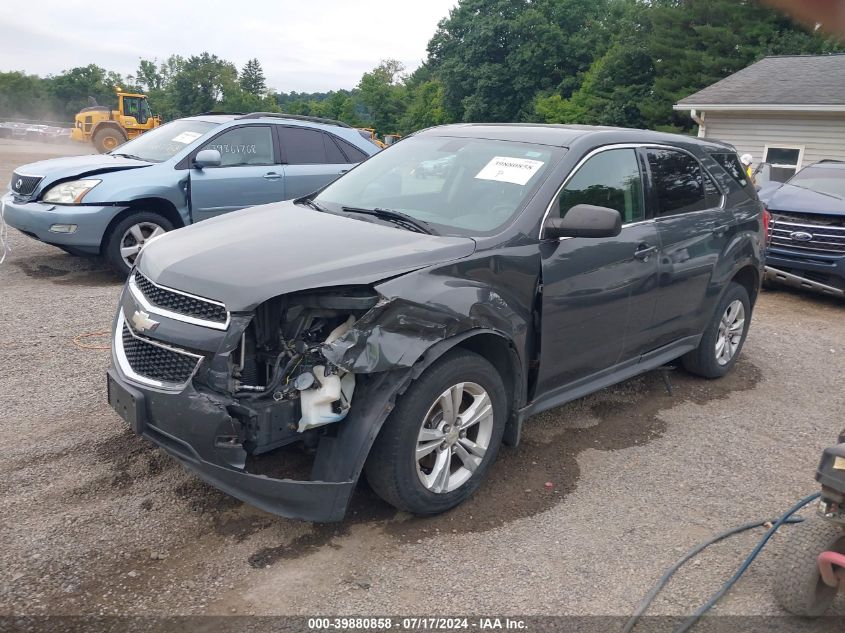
701,111,845,168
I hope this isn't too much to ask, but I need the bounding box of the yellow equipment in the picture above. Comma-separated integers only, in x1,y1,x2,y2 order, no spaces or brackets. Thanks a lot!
355,128,402,149
356,127,386,149
70,90,161,153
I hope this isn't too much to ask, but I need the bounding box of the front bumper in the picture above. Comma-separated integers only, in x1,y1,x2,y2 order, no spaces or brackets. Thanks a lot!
107,366,356,522
2,191,122,254
765,246,845,298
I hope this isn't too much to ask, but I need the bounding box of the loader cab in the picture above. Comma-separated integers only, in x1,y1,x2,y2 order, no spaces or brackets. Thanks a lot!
119,93,154,128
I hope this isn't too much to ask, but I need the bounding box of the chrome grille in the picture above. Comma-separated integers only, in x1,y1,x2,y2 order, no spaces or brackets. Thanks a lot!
770,214,845,256
132,271,228,327
10,172,42,196
119,318,202,387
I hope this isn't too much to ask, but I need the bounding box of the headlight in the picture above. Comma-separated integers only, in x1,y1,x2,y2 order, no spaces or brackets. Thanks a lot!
42,179,101,204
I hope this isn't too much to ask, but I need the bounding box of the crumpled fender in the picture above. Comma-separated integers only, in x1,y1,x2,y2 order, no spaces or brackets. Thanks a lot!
322,266,530,374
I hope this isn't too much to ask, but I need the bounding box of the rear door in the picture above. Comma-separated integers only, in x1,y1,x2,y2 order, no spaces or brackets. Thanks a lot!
189,125,283,221
643,147,731,349
277,127,355,198
536,147,659,395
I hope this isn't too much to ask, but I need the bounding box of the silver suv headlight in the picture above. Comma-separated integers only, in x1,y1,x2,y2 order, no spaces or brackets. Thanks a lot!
42,179,101,204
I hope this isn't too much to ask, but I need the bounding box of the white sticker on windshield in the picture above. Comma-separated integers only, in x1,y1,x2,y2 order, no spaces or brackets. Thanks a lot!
172,131,203,144
475,156,545,185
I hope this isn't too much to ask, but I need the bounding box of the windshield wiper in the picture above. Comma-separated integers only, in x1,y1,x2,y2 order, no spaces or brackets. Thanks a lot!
297,197,329,212
341,206,437,235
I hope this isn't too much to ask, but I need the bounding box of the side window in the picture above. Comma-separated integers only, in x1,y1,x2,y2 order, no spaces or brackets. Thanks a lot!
334,137,369,163
557,148,644,223
646,149,712,216
200,126,274,167
324,134,349,164
278,127,327,164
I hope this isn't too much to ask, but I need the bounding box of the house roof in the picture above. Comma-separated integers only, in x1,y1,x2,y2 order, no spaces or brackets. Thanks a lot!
674,55,845,112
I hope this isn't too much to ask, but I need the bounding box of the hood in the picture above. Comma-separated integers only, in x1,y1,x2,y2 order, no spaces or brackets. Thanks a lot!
138,201,477,311
761,182,845,216
12,154,151,196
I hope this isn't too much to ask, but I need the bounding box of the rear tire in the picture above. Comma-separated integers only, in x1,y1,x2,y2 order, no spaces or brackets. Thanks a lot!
682,282,751,379
103,212,173,276
773,518,845,617
365,349,507,515
93,127,126,153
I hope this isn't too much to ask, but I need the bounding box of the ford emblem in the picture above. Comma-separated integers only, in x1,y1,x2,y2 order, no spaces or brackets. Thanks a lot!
789,231,814,242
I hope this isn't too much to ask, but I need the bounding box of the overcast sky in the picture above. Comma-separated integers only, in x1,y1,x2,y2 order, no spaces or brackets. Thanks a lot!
0,0,458,92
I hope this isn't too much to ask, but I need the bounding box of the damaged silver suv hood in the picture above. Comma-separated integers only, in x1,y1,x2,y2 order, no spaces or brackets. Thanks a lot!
137,201,477,311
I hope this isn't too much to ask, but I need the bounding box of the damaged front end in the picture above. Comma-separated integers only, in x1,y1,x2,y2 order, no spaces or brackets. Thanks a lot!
108,277,420,521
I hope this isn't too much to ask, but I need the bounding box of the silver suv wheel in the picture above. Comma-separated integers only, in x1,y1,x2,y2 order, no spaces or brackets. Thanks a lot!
715,299,745,366
119,221,165,269
416,381,494,494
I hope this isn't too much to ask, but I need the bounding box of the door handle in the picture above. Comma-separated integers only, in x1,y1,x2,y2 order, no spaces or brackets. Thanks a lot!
711,223,730,237
339,169,349,174
633,244,657,262
263,172,281,180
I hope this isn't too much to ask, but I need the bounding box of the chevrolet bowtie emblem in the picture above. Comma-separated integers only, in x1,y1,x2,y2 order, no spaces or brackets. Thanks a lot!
131,309,159,333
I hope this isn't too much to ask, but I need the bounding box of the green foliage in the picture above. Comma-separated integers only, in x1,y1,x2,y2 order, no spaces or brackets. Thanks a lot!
0,0,842,134
240,58,267,95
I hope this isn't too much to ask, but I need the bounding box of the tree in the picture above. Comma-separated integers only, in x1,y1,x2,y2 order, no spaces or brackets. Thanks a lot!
240,58,266,95
427,0,612,122
169,53,238,117
357,59,407,133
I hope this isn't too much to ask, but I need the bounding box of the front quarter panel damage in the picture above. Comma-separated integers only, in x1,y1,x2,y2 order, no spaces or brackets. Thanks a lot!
322,256,536,376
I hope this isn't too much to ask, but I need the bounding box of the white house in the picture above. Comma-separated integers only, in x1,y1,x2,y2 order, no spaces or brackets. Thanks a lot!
674,54,845,181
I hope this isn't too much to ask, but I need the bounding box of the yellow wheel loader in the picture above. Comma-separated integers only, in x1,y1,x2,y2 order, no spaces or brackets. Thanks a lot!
70,91,161,153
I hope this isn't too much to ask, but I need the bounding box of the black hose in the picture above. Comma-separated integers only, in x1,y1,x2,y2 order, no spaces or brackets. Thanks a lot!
238,352,302,400
622,491,821,633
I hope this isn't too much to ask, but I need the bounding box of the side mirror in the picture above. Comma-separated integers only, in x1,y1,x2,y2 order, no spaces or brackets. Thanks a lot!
193,149,221,169
544,204,622,239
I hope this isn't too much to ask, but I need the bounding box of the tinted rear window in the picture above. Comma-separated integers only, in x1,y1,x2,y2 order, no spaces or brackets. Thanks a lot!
711,152,755,196
335,137,369,163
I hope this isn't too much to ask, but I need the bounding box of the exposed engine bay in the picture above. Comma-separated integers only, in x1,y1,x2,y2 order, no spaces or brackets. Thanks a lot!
226,287,381,457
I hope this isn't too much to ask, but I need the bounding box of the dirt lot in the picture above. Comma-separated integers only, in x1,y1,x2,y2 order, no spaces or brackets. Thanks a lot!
0,139,843,626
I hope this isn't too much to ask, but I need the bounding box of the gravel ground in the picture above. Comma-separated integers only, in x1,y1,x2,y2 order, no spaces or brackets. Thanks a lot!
0,139,843,627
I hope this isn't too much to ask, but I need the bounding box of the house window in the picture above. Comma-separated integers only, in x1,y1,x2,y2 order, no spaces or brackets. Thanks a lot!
763,145,804,182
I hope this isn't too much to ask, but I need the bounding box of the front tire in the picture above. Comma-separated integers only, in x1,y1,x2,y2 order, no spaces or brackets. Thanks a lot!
103,213,173,276
365,349,507,515
93,127,126,153
773,518,845,617
682,282,751,378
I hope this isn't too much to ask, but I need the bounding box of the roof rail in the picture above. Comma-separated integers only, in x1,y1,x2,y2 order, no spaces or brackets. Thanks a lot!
236,112,352,128
195,111,245,116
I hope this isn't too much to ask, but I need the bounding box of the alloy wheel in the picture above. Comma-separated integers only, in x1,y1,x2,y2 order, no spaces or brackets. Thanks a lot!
416,381,494,494
715,299,745,366
119,222,165,269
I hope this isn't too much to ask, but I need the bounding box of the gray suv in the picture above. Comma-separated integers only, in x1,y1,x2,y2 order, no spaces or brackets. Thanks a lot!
106,124,767,521
3,113,379,275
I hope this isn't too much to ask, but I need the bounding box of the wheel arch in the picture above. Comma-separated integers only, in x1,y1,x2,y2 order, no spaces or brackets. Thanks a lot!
731,264,761,307
99,197,185,253
412,329,526,446
92,121,127,140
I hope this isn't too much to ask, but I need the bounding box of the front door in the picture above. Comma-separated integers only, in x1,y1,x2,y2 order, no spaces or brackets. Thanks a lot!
536,148,659,395
642,147,732,349
190,125,284,221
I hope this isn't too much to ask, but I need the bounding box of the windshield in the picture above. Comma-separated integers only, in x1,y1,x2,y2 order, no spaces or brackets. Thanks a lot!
315,135,561,236
110,119,218,162
789,165,845,199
